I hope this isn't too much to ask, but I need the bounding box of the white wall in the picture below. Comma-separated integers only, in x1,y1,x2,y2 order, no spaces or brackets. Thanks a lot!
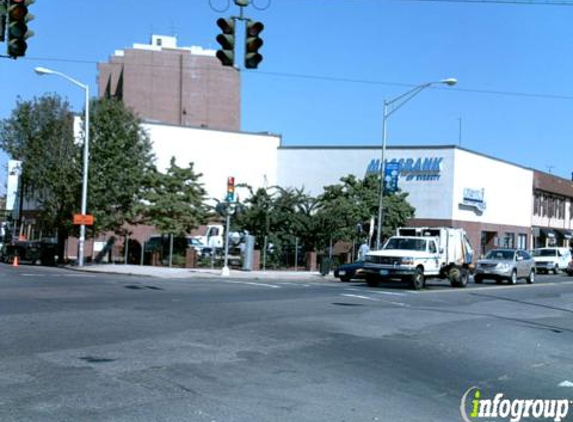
143,123,280,201
277,146,456,220
451,149,532,226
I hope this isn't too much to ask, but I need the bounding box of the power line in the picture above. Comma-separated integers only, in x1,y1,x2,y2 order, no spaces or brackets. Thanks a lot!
309,0,573,5
18,55,573,101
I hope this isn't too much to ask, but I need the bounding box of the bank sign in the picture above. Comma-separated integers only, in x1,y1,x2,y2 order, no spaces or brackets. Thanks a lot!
365,156,444,181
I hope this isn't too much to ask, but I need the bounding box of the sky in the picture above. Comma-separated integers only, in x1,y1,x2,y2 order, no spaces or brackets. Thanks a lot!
1,0,573,195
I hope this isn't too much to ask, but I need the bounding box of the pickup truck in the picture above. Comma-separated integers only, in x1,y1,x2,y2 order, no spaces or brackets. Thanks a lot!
362,227,473,290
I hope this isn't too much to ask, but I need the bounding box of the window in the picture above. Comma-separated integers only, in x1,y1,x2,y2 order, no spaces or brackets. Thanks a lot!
429,241,437,254
517,233,527,250
503,232,515,248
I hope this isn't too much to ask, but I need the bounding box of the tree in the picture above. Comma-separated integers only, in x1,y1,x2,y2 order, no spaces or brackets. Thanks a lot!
87,97,156,235
317,174,415,246
138,157,208,235
0,94,79,260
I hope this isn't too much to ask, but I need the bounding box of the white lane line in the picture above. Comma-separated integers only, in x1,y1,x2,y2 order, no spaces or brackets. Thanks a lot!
220,280,281,289
340,294,379,301
558,380,573,387
370,290,407,296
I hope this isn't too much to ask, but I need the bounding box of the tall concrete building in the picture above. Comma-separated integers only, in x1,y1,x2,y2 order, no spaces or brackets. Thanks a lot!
97,35,240,131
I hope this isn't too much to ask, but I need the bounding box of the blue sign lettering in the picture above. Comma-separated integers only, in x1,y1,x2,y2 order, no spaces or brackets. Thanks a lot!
365,156,443,181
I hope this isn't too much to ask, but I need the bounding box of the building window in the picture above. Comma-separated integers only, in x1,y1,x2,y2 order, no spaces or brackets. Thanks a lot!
503,232,515,248
517,233,527,250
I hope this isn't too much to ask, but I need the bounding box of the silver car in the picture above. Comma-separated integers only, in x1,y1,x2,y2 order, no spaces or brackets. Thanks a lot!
474,248,535,285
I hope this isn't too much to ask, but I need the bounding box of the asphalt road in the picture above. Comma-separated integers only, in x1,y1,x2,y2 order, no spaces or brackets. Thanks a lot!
1,264,573,422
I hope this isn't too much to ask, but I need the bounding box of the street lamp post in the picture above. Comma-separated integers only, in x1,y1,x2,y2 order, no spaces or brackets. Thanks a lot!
35,67,90,266
375,78,457,250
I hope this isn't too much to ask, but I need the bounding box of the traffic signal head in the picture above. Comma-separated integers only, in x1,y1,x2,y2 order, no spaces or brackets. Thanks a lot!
216,17,235,67
226,176,235,202
0,1,7,43
7,0,34,58
245,20,264,69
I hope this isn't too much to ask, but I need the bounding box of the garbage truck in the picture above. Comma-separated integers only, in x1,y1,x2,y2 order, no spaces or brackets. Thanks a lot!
362,227,474,290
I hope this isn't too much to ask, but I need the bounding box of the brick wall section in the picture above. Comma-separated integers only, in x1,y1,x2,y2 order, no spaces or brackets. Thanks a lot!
98,48,240,131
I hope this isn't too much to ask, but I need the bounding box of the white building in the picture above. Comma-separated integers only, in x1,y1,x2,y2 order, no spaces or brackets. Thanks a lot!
142,122,573,255
10,121,573,258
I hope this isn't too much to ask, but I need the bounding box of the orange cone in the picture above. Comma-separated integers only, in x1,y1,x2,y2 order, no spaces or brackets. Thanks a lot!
12,256,19,267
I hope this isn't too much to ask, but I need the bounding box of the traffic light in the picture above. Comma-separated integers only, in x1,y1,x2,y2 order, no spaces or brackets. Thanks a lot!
216,17,235,67
226,176,235,202
0,1,7,43
7,0,34,58
245,20,264,69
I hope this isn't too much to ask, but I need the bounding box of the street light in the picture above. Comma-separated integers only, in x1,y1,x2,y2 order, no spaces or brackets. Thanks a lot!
35,66,90,266
375,78,457,250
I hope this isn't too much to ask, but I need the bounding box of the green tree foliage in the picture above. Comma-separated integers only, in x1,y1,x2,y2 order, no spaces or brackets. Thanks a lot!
139,157,208,235
87,98,155,235
0,94,79,257
317,174,415,244
234,174,416,256
234,185,319,253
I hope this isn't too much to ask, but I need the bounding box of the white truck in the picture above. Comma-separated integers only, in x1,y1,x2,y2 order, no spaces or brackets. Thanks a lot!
193,224,225,249
363,227,474,290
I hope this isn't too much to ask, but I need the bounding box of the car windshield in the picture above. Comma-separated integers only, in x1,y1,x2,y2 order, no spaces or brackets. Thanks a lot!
383,238,427,251
485,250,514,260
532,249,557,257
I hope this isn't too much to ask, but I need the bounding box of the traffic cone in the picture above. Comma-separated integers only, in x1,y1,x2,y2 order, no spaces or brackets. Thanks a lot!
12,256,19,267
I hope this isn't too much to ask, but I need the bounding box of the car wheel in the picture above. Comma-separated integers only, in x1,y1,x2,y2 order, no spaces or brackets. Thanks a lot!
509,270,517,285
527,268,535,284
366,275,379,287
553,264,559,275
474,275,483,284
411,268,425,290
450,268,468,288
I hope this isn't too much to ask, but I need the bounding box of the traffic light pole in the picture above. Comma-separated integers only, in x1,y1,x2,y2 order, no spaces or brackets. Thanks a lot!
221,210,231,277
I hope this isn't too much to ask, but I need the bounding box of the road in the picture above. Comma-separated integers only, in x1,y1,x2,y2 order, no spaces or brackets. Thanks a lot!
1,264,573,422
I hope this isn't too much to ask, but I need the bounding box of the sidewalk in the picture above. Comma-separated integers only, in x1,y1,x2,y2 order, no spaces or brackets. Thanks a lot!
68,263,337,282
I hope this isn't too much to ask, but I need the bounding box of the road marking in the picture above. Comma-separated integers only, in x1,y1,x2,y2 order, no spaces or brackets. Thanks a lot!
370,290,407,296
220,280,281,289
559,380,573,387
341,294,379,301
414,279,573,294
20,273,96,278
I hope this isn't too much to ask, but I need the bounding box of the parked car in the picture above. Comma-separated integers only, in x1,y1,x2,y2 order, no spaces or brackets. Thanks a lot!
334,261,366,282
474,248,535,284
531,247,572,274
0,239,58,266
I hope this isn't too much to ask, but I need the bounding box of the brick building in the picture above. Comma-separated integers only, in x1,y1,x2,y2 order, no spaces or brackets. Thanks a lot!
97,35,240,131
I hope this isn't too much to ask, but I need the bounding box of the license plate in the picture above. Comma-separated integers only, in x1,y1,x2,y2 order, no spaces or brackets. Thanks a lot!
339,270,346,276
380,269,389,276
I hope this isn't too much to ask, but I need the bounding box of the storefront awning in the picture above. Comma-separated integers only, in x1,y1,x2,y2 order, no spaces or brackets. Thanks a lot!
539,228,556,238
555,229,573,239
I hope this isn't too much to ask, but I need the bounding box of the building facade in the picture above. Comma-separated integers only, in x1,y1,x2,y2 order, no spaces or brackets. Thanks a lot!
98,35,241,131
7,120,573,260
277,145,538,256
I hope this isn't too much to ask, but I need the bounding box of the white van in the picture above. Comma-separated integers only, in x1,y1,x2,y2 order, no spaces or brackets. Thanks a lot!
531,247,572,274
